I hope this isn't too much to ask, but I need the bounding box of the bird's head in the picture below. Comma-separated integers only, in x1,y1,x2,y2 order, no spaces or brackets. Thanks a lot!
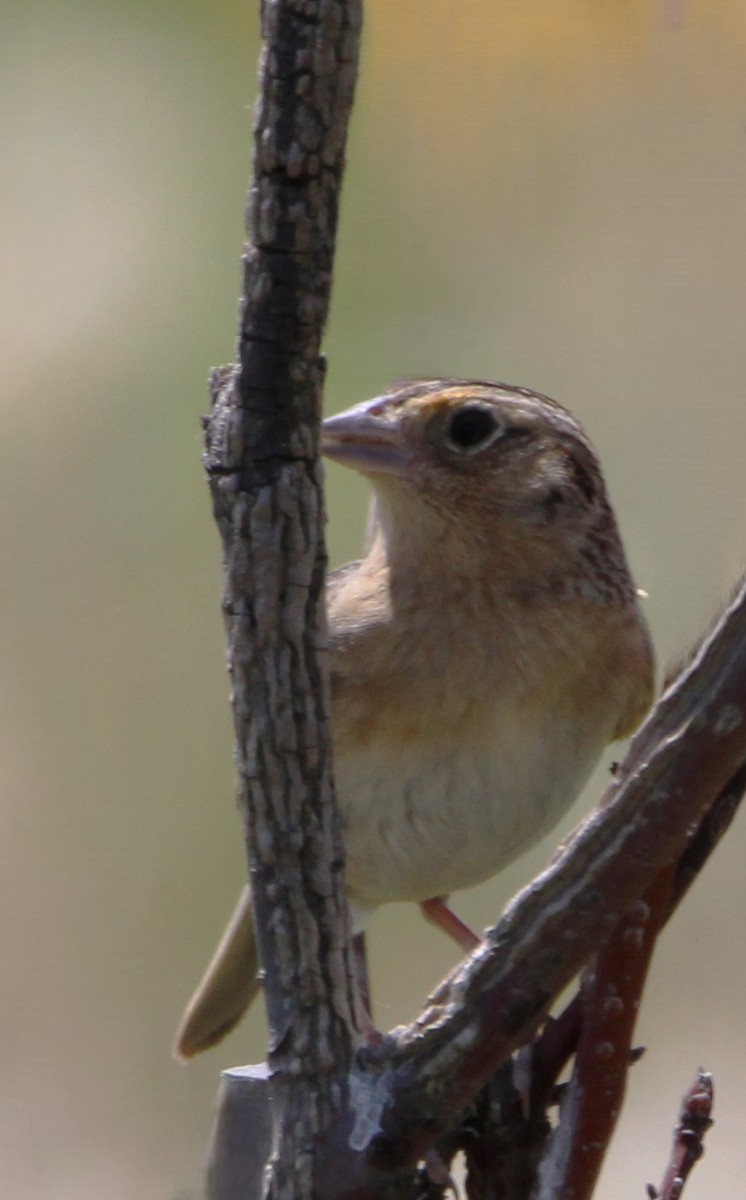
322,380,616,577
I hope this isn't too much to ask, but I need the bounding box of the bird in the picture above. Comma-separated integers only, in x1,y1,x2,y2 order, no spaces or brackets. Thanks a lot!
174,377,654,1060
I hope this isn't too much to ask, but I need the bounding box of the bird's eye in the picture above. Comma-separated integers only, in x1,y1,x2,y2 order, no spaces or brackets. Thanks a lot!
446,405,501,452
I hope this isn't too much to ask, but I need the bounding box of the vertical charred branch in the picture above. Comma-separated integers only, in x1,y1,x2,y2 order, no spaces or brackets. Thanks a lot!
203,3,363,1198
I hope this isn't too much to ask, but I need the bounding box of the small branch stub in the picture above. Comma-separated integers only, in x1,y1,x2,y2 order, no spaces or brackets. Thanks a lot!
648,1072,714,1200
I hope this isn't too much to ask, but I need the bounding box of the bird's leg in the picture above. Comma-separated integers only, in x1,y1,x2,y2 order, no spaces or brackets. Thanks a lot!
352,932,383,1044
353,932,371,1011
420,895,481,952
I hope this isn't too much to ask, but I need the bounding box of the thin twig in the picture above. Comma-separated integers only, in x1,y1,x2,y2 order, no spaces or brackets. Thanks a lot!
648,1072,714,1200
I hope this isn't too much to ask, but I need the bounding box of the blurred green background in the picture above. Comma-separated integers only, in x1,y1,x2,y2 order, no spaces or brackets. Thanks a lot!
3,1,746,1196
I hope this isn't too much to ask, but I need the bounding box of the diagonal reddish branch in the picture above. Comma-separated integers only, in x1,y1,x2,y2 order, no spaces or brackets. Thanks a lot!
530,757,746,1098
534,865,675,1199
318,576,746,1195
649,1071,714,1200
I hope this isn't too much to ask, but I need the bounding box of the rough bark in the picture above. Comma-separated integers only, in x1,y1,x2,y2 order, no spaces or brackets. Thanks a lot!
202,3,364,1198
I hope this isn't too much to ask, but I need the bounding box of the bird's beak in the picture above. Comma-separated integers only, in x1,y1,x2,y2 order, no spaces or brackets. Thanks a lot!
322,399,407,475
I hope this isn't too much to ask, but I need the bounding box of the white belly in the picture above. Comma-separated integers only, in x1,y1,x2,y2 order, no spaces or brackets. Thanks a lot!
336,705,611,910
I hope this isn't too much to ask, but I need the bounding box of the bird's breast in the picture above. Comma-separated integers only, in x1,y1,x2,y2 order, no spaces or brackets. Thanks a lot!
328,567,653,913
335,693,613,909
